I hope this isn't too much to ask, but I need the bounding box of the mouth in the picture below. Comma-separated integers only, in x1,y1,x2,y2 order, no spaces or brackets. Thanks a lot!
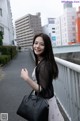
34,49,41,53
35,48,41,51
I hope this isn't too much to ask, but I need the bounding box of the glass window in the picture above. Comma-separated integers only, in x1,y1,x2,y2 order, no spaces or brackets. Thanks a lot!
0,8,2,16
0,26,4,33
72,16,75,19
52,31,55,33
52,28,55,30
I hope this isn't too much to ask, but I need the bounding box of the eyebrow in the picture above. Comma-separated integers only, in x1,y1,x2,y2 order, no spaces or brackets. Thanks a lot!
35,40,44,43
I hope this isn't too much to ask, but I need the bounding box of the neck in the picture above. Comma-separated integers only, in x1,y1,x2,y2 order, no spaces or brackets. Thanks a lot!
37,56,43,63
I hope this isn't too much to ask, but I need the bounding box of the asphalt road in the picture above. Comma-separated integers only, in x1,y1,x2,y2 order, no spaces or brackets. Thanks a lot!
0,50,35,121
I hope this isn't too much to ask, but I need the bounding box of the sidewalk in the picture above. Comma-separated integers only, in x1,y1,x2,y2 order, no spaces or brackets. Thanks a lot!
0,67,5,81
0,50,35,121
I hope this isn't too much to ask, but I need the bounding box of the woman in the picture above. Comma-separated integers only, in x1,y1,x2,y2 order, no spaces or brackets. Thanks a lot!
21,33,64,121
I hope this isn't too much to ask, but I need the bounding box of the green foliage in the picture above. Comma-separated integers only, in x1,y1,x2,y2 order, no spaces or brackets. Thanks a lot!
0,31,3,46
0,46,17,58
0,46,17,65
0,55,11,65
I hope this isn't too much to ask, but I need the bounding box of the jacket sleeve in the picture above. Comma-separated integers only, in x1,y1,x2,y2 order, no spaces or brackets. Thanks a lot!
36,61,52,90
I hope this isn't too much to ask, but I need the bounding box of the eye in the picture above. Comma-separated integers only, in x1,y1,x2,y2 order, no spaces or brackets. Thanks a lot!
40,43,44,46
34,41,38,44
34,41,44,46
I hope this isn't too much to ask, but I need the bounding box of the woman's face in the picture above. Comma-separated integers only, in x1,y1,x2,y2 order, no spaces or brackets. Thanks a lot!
33,36,45,56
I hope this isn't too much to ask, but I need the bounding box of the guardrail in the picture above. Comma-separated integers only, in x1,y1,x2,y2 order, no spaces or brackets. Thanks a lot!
29,48,80,121
54,57,80,121
53,44,80,54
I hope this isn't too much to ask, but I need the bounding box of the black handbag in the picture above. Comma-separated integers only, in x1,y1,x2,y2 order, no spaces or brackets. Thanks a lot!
16,90,49,121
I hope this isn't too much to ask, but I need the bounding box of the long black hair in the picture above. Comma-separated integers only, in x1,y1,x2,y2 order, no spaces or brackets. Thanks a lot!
32,33,58,79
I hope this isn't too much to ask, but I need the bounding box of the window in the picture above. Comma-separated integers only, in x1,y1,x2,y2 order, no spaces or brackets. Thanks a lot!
0,26,4,33
52,28,55,30
72,27,75,31
72,16,75,19
52,31,55,33
73,33,75,36
0,8,2,16
72,20,75,24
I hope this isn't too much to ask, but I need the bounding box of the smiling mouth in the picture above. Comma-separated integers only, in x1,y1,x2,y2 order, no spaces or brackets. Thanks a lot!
35,49,41,52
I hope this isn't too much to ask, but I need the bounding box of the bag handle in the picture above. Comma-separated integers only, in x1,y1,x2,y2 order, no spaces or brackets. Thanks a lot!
28,84,48,104
28,85,40,99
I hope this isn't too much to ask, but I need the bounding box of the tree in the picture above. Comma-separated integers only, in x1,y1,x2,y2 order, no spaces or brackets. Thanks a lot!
0,31,3,46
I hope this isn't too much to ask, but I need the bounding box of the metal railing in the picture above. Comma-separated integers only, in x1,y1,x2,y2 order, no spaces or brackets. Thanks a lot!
54,57,80,121
29,48,80,121
53,44,80,54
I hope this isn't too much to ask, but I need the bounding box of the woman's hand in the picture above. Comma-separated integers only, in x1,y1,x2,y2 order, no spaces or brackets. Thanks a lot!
21,68,29,81
21,68,41,91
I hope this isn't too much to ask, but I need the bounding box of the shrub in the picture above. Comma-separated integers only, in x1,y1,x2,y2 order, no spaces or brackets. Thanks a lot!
0,55,11,65
0,45,17,59
0,31,3,46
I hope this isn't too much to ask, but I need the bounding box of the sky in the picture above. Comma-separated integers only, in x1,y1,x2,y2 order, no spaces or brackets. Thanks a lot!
10,0,80,26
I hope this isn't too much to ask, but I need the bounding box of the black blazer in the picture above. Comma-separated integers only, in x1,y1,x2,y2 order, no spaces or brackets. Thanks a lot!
35,59,54,99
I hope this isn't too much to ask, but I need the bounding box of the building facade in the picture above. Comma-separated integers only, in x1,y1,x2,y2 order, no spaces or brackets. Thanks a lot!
15,13,42,50
55,17,62,46
42,3,77,46
76,6,80,43
61,7,76,45
55,3,76,45
42,18,56,46
0,0,14,45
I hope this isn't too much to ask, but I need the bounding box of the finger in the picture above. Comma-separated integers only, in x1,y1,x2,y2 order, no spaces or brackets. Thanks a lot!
21,68,24,71
24,68,27,71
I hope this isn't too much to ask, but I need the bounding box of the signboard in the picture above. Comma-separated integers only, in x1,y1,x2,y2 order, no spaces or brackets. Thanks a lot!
52,36,56,41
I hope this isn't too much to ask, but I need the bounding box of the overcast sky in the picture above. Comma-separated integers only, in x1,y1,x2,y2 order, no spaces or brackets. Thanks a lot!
10,0,80,26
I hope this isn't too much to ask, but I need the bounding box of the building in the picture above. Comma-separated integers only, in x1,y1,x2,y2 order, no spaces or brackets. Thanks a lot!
42,3,76,46
61,3,76,45
76,6,80,43
62,3,76,45
55,3,76,46
0,0,14,45
15,13,42,50
48,18,56,46
42,18,56,46
55,17,62,46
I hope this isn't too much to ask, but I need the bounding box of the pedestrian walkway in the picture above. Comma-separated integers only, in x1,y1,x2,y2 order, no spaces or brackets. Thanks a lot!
0,50,67,121
0,50,35,121
0,67,5,81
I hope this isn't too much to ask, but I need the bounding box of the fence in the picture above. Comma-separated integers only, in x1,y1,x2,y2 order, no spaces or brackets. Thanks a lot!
54,57,80,121
29,48,80,121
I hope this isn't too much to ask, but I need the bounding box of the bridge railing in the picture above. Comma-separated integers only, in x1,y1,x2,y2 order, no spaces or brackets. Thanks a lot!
54,57,80,121
29,48,80,121
53,44,80,54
